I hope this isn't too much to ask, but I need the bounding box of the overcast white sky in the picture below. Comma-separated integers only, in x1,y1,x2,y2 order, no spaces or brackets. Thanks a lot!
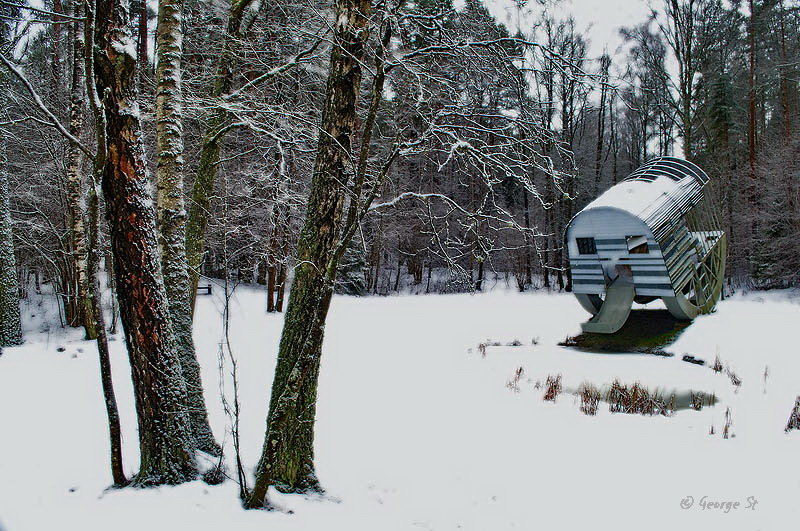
480,0,654,61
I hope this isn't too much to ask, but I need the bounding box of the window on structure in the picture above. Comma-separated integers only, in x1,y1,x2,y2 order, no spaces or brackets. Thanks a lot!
576,237,597,255
626,235,649,254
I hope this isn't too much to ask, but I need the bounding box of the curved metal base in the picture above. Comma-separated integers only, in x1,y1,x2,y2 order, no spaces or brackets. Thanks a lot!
662,293,699,320
580,277,635,334
575,293,603,315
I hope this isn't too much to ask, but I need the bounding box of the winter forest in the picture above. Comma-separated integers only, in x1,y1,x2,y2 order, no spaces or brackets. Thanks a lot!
1,0,799,529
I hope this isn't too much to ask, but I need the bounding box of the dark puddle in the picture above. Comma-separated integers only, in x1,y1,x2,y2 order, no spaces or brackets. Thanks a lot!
560,309,692,356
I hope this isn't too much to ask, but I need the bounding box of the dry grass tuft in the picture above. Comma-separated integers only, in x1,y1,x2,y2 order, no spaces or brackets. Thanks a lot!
723,407,733,439
578,383,601,415
506,367,525,393
607,380,675,416
543,374,562,402
725,366,742,390
477,340,501,357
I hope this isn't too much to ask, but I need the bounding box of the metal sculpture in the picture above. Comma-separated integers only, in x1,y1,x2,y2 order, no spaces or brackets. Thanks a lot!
565,157,727,334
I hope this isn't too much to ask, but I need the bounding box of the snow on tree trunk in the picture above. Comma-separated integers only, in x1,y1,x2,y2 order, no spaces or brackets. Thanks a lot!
82,0,127,486
0,126,22,348
66,0,97,340
0,32,21,347
247,0,371,507
92,0,196,486
155,0,220,456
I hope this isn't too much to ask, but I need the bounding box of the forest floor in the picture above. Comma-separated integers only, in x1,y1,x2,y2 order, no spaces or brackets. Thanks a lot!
0,283,798,530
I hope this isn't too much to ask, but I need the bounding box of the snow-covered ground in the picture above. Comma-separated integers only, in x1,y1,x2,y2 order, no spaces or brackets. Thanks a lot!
1,285,798,530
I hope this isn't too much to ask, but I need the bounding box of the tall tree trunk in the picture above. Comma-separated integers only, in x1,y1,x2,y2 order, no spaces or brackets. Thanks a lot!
51,0,64,86
89,178,127,486
247,0,371,508
266,264,276,312
747,0,759,262
185,0,256,314
0,22,21,346
91,0,196,486
594,54,610,194
82,2,127,486
66,0,97,340
609,92,618,183
137,0,148,74
0,127,22,347
747,0,757,174
275,263,286,312
778,0,792,139
522,187,532,287
155,0,220,456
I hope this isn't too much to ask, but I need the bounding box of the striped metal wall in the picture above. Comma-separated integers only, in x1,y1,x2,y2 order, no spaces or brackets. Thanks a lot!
566,157,716,298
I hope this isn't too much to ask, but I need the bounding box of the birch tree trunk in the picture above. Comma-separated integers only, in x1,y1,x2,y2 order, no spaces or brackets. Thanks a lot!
247,0,371,507
155,0,220,456
66,0,96,340
91,0,196,486
0,128,22,348
0,25,21,346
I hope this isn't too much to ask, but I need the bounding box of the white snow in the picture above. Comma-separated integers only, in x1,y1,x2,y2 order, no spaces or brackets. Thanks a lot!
0,285,798,530
584,175,690,218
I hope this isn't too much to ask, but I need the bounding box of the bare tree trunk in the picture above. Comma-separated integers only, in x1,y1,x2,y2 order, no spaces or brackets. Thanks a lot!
0,127,22,347
747,0,757,174
88,177,127,486
266,264,276,312
66,0,97,340
275,263,286,312
90,0,196,486
609,91,618,183
247,0,371,507
594,54,610,194
522,186,532,288
778,0,792,139
155,0,220,456
137,0,148,75
266,202,282,312
747,0,759,262
51,0,64,86
394,255,402,292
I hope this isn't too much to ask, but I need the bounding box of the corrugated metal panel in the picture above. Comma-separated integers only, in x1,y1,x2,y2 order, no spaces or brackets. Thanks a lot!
623,158,709,291
565,157,717,298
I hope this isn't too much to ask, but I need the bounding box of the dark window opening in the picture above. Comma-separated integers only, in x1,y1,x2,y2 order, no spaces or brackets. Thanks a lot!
576,237,597,255
626,235,649,254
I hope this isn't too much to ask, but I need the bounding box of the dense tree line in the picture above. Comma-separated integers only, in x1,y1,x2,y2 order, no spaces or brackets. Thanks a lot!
0,0,797,509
